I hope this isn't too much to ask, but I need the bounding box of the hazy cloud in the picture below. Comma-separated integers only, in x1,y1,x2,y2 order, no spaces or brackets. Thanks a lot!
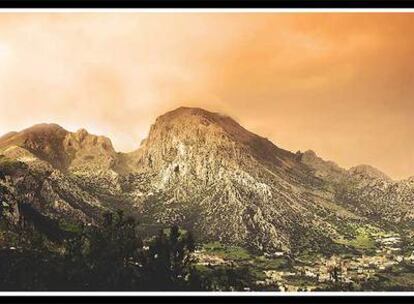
0,13,413,179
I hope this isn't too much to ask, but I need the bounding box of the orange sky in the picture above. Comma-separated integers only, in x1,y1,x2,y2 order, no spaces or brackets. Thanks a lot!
0,12,413,179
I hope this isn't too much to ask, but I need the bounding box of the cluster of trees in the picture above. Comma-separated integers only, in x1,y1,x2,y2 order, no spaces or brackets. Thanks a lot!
0,210,205,291
0,208,258,291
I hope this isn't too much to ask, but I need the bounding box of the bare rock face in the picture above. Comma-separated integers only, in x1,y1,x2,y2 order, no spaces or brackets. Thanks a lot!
348,164,391,181
122,108,364,253
63,128,117,173
1,106,413,254
131,107,299,180
0,155,108,229
335,170,414,226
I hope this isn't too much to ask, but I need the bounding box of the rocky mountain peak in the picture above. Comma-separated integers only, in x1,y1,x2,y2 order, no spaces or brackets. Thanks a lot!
13,123,67,139
1,106,413,256
149,106,256,144
18,123,68,140
64,129,116,173
349,164,391,181
64,128,114,152
0,131,18,142
130,107,297,175
0,123,69,170
0,124,116,173
299,150,346,181
74,128,89,141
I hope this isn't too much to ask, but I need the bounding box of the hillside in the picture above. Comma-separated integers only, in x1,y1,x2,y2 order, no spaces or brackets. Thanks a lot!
1,107,413,255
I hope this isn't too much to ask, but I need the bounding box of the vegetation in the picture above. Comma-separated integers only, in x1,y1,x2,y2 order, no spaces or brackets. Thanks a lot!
194,263,257,291
0,156,27,178
203,242,251,261
0,208,265,291
0,210,204,291
335,225,378,252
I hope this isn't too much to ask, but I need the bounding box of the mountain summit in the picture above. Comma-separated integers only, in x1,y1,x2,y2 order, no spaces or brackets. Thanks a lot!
130,107,297,175
1,106,413,254
0,124,117,172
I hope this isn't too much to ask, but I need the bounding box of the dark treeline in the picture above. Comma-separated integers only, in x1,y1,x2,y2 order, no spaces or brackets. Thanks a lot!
0,210,210,291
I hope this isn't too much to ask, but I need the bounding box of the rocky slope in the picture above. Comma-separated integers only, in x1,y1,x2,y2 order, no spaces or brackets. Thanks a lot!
119,107,368,253
1,107,413,254
299,150,414,228
0,125,120,241
0,123,117,173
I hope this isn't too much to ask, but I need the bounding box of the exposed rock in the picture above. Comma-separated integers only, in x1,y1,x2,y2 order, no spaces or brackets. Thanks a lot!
0,123,117,173
349,164,391,181
299,150,347,182
0,107,413,254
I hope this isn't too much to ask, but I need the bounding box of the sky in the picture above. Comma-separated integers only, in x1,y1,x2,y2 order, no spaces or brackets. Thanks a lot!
0,12,413,179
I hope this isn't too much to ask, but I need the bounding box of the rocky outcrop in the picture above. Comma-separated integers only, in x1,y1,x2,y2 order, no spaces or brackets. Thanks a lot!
1,107,413,254
120,108,368,253
348,164,391,181
63,128,117,173
298,150,413,228
0,124,118,174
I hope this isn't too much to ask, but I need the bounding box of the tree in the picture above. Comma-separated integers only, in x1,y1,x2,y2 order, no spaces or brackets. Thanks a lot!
0,208,211,291
142,225,198,290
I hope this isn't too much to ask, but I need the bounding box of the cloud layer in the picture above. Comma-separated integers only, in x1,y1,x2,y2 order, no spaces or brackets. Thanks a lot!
0,13,413,179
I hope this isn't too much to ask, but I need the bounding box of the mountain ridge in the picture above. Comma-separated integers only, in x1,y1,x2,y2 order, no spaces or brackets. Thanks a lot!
0,123,117,173
0,108,406,180
1,106,413,254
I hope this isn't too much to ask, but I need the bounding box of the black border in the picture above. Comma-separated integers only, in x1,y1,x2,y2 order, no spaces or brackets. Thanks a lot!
0,0,412,9
1,0,414,303
1,295,414,303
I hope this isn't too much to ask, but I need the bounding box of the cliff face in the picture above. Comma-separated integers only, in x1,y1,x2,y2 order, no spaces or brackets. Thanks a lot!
132,107,296,172
1,107,413,254
118,108,365,253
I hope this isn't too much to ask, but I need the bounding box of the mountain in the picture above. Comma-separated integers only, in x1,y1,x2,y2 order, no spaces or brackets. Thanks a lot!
0,123,117,172
1,107,413,255
120,107,364,253
301,151,414,228
335,168,414,227
0,125,120,238
298,149,347,182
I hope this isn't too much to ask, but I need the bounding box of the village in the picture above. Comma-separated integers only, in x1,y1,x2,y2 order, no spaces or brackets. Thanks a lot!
193,233,414,291
259,233,414,291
